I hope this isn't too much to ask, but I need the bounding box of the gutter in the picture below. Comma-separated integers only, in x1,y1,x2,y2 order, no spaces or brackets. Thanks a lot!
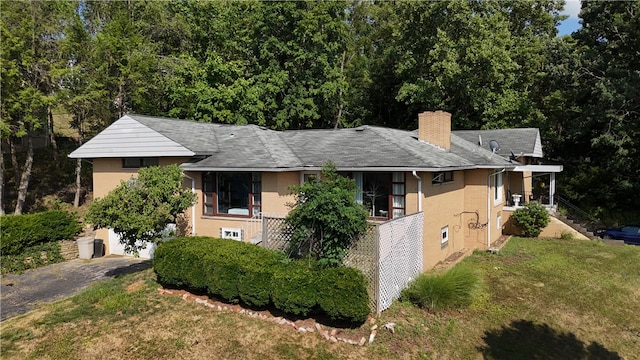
412,171,423,212
182,173,197,236
487,168,506,248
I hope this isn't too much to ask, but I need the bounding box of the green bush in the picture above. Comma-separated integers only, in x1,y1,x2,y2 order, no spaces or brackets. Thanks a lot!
316,266,370,323
271,260,319,316
401,264,480,312
511,202,551,237
285,162,369,267
154,236,286,307
153,236,213,289
0,211,81,255
154,236,371,324
1,242,65,275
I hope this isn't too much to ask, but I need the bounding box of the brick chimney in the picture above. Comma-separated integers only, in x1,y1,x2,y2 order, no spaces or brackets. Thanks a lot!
418,110,451,150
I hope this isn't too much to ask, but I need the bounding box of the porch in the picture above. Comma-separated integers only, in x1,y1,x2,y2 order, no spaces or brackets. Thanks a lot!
503,164,563,211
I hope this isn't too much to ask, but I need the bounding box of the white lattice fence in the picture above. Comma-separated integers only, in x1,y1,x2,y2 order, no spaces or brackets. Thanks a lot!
377,212,424,313
261,216,291,250
342,225,378,312
260,216,378,312
258,213,423,314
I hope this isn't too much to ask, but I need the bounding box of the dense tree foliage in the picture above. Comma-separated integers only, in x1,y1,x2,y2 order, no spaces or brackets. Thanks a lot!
85,165,196,254
285,163,369,267
1,0,638,222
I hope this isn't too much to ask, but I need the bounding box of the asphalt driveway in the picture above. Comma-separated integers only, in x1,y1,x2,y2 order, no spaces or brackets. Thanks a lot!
1,257,151,322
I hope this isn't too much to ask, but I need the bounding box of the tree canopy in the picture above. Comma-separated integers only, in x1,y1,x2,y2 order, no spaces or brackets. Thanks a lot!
1,0,638,222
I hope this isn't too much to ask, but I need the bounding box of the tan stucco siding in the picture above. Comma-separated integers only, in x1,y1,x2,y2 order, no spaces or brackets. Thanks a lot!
261,172,298,214
404,173,419,215
463,169,488,250
422,171,466,270
466,168,507,249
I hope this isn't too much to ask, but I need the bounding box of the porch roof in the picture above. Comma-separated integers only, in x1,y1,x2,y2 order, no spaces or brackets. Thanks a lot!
512,164,563,173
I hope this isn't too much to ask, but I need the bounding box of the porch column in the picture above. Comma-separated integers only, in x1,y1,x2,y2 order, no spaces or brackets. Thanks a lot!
549,173,556,206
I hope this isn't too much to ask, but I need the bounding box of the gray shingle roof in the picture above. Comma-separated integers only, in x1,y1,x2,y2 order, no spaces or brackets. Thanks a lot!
453,128,543,158
131,115,221,155
71,115,519,171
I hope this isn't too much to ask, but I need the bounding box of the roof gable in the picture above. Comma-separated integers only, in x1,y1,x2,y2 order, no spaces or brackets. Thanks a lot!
68,115,194,158
453,128,543,158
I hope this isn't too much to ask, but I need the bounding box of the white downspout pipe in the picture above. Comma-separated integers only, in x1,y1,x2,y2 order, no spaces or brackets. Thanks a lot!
183,173,196,235
487,168,506,248
412,171,422,212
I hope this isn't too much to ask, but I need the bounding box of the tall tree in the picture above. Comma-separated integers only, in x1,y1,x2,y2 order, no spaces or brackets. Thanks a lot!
0,0,73,214
557,1,640,220
364,0,564,130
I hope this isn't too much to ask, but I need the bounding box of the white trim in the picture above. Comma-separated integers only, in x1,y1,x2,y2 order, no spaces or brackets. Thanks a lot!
493,172,503,206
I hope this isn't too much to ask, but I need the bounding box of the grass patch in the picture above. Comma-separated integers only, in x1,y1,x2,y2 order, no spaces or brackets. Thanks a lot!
1,237,638,359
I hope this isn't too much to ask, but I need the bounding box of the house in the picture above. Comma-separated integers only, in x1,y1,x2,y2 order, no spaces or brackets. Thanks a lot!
69,110,561,270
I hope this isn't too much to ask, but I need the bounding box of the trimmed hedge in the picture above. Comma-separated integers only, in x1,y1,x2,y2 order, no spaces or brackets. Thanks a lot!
153,236,371,324
271,260,319,316
0,211,81,255
153,236,287,306
316,266,370,323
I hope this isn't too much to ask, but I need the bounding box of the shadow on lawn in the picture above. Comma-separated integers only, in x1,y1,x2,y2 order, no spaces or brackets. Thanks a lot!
478,319,621,360
105,260,152,278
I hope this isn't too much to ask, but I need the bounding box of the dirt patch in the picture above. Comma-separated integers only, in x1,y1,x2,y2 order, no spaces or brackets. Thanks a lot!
492,235,510,248
433,248,470,271
125,280,146,293
157,287,375,346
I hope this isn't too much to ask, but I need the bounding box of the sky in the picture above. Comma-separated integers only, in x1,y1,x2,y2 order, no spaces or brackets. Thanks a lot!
556,0,582,36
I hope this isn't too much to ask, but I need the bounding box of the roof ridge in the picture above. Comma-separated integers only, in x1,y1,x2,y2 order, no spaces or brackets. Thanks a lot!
127,116,190,151
369,127,444,163
253,126,301,167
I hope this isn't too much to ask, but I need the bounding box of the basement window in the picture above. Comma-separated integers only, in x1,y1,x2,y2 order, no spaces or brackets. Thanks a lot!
441,226,449,248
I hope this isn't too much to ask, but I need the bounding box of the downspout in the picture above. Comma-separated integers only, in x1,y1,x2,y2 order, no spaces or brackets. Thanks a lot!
183,173,196,236
487,168,506,248
412,171,422,212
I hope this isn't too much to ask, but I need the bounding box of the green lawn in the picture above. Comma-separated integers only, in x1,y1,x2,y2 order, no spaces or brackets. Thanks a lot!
2,237,638,359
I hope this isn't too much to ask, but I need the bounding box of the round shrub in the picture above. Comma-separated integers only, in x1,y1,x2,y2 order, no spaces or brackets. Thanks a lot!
316,266,370,324
511,202,551,237
271,260,319,316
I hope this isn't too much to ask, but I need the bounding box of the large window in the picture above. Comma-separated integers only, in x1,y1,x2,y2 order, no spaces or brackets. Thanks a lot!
122,157,158,168
350,172,405,219
202,172,261,217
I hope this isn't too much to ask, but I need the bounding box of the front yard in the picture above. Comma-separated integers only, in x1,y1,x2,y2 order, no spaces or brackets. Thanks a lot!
1,237,638,359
